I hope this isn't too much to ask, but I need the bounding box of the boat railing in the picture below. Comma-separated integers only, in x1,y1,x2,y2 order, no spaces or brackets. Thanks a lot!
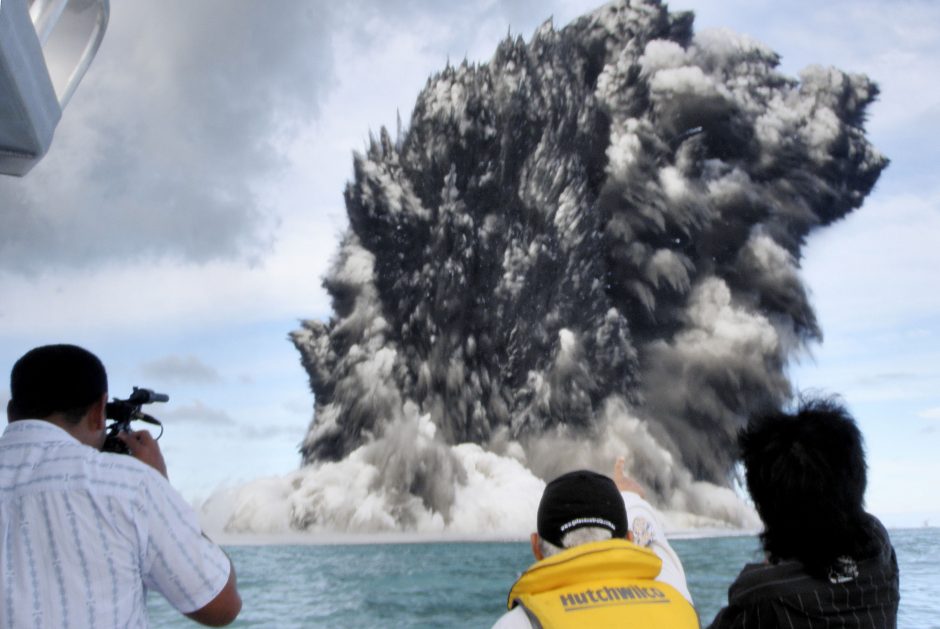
0,0,109,175
28,0,109,108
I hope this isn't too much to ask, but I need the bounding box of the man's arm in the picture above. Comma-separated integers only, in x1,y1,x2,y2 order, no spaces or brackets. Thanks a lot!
613,458,693,604
126,430,242,625
117,429,167,478
186,556,242,627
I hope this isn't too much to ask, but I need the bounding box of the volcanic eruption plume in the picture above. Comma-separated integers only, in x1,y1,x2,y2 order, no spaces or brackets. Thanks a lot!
214,0,885,534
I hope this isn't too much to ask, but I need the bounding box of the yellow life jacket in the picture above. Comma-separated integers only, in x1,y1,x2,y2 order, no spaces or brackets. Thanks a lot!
507,538,699,628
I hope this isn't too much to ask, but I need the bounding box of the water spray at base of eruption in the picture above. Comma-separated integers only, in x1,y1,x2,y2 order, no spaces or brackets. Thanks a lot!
205,402,756,537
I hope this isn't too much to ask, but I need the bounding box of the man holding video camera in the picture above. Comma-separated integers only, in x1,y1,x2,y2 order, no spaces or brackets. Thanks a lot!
0,344,241,627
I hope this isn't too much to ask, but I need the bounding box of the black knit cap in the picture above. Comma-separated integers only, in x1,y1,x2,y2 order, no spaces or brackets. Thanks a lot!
537,470,627,548
10,344,108,418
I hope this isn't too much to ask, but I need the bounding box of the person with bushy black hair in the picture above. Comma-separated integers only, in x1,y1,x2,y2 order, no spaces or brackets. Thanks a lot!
708,396,899,628
1,344,242,627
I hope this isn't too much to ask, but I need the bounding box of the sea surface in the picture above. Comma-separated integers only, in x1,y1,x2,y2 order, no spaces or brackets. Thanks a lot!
148,528,938,628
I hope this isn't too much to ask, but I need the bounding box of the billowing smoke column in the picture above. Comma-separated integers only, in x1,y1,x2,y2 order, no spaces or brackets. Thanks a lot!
212,0,885,535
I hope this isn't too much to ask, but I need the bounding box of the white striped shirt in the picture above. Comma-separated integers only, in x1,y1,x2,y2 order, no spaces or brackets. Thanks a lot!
0,420,230,628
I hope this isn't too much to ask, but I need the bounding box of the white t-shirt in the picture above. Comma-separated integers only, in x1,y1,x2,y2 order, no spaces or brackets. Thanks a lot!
492,491,692,629
0,420,231,628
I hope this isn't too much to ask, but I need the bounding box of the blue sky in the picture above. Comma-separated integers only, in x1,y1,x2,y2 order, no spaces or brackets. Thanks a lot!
1,0,938,528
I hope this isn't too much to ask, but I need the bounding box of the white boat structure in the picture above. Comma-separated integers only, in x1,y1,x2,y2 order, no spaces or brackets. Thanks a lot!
0,0,108,175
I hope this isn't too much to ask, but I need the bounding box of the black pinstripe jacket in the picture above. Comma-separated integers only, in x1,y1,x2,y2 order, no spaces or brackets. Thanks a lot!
708,518,899,629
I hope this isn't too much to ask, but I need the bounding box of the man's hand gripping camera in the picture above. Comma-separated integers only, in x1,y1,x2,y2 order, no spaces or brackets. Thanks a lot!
102,387,168,454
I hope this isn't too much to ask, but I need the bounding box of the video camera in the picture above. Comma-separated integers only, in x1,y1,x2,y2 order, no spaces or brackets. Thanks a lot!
102,387,168,454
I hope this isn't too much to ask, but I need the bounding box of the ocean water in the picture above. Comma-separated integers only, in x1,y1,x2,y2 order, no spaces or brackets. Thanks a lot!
148,528,938,628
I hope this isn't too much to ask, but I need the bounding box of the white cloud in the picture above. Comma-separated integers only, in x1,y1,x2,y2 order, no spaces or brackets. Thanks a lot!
161,400,236,426
0,1,337,273
799,189,940,335
918,407,940,421
140,355,221,385
239,423,308,441
0,209,334,337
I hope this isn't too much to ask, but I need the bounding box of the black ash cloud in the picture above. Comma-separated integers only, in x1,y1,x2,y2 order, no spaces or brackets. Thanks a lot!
292,0,885,522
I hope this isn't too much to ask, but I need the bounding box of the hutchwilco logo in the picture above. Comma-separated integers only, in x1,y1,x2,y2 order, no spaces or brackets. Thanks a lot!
559,585,670,611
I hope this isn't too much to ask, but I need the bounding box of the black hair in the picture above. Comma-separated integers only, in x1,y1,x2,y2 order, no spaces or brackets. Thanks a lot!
740,395,872,578
9,344,108,425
